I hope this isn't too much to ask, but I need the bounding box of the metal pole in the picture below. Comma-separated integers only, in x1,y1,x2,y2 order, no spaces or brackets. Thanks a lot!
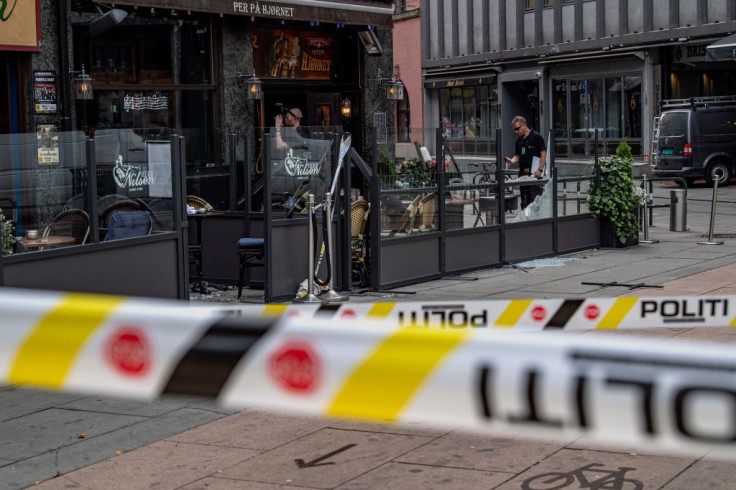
640,175,658,244
698,171,724,246
321,192,348,302
294,194,322,303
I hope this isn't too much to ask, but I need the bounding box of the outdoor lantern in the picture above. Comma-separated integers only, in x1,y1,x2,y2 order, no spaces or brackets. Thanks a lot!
236,72,263,100
376,69,405,101
70,65,93,100
386,78,405,100
341,97,352,122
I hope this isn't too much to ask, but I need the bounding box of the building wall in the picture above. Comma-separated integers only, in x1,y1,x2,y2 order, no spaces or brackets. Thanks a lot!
393,12,422,131
421,0,736,159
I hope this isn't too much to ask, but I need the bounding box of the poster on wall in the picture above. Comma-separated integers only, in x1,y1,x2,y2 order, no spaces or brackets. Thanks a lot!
0,0,41,51
33,71,57,114
253,28,334,80
36,124,59,165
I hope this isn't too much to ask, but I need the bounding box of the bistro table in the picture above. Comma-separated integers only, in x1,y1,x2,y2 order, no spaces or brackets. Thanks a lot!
18,235,76,250
188,211,224,294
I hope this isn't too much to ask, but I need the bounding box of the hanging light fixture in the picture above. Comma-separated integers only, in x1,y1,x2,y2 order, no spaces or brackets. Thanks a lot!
69,65,93,100
376,69,405,101
236,72,263,100
341,97,352,122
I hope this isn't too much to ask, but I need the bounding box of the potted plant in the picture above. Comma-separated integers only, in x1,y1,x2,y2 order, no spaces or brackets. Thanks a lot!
586,140,640,247
0,208,16,255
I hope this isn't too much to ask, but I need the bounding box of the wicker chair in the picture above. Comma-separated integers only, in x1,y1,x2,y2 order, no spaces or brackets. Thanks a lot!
382,194,421,237
350,200,370,287
141,198,175,231
416,193,437,232
41,209,90,249
186,195,214,212
98,194,140,228
62,193,86,212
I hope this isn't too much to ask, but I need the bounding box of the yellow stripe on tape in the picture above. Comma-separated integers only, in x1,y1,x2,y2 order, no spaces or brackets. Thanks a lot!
494,299,532,328
9,294,124,388
595,297,638,330
262,305,288,317
366,302,396,319
327,329,468,421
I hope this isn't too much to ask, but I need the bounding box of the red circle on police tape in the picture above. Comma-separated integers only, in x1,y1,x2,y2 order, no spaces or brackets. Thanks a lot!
106,327,151,376
270,342,321,394
531,305,547,322
584,304,600,320
340,309,357,318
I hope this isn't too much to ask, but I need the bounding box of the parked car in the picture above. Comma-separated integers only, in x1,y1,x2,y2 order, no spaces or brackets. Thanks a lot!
652,96,736,186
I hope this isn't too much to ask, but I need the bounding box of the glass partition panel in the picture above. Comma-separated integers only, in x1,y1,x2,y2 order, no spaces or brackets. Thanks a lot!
1,130,88,254
556,159,595,216
377,128,440,238
444,161,500,230
266,126,338,219
94,128,175,240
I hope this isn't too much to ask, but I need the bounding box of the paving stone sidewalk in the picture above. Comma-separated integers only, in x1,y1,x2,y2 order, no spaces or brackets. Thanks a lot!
4,182,736,489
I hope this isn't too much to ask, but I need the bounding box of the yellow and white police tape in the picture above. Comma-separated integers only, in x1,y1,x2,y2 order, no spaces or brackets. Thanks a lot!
208,296,736,330
3,287,736,458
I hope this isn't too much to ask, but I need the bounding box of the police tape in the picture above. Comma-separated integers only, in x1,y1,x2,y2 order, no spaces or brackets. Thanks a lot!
208,296,736,330
4,287,736,458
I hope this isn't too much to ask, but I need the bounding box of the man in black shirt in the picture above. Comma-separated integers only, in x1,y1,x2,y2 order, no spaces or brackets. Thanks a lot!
504,115,547,209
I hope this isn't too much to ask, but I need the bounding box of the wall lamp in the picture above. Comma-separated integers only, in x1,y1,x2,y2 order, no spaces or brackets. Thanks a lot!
341,97,352,123
69,65,93,100
376,69,405,101
236,72,263,100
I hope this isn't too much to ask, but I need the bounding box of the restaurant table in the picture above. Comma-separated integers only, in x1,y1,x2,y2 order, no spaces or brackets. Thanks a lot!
18,235,76,250
187,211,224,294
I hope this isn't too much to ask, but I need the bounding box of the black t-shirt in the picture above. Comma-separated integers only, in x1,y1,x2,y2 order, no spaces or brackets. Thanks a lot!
514,130,546,170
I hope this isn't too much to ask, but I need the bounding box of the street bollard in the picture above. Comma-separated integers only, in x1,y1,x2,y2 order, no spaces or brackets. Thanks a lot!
669,189,687,231
640,175,659,244
294,194,323,303
698,170,724,246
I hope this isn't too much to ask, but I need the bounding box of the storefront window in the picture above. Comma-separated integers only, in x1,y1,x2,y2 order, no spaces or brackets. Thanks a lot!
554,75,642,157
73,16,217,168
439,83,497,155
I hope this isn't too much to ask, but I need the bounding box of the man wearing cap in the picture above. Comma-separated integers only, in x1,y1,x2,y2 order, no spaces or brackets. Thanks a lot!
274,107,305,150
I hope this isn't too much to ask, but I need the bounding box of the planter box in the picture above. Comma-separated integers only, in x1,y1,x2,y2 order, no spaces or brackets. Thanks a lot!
600,215,639,248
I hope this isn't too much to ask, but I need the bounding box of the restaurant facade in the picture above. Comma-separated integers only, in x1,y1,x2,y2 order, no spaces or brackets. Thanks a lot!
0,0,397,300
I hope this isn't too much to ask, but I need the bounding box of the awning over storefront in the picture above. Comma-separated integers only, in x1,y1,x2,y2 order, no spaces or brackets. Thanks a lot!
96,0,394,27
423,75,495,89
706,33,736,61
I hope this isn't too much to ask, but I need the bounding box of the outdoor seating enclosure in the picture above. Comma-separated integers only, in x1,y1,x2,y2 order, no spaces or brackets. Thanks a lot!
0,126,601,301
0,129,188,298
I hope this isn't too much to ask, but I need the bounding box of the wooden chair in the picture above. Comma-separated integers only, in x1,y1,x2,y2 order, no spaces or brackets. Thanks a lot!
41,209,90,250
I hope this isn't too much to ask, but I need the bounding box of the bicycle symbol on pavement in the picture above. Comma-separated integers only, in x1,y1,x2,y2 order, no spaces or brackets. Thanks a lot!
522,463,643,490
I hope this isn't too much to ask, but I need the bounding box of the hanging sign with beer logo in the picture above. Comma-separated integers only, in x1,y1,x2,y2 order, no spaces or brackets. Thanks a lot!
0,0,41,52
253,28,334,80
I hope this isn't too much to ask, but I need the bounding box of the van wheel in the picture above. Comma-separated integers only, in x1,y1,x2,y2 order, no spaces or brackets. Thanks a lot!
706,162,731,187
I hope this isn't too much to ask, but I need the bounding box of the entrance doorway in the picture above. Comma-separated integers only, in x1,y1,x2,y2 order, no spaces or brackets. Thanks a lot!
500,79,541,158
0,53,27,134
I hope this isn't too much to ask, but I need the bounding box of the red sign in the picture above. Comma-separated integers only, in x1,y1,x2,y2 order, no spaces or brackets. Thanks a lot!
531,306,547,322
584,304,601,320
253,28,334,80
340,309,357,319
270,342,320,393
106,327,151,376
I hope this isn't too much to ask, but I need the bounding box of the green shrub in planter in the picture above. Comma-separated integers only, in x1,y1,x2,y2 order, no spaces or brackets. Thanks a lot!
587,141,639,246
